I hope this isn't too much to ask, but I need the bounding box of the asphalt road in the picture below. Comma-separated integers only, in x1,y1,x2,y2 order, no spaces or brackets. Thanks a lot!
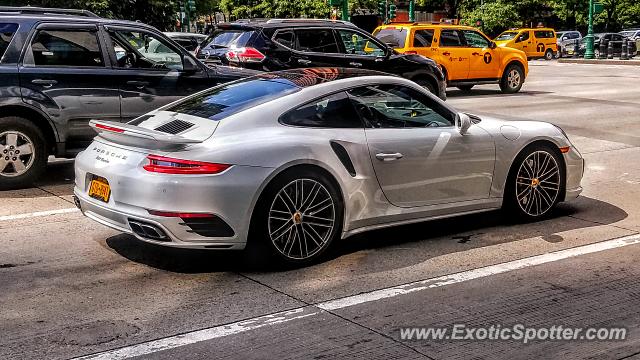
2,61,640,360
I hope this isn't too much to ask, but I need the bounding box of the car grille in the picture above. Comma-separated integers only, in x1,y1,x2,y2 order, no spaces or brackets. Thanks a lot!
154,119,194,134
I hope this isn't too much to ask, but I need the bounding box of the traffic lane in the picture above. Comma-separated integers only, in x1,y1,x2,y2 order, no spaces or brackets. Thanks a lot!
137,238,640,360
0,218,304,360
330,240,640,359
448,63,640,147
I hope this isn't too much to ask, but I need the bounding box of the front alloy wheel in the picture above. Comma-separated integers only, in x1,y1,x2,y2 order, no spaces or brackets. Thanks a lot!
268,179,336,260
500,65,524,94
505,145,565,220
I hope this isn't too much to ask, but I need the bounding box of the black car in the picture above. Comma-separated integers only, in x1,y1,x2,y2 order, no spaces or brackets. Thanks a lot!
0,7,258,189
196,19,446,99
577,33,637,58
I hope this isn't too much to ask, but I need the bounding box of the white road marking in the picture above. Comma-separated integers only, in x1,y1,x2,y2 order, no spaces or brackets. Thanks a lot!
73,233,640,360
0,208,79,222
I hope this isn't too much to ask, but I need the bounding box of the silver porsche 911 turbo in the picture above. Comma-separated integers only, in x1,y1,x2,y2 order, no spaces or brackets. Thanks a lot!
74,68,583,265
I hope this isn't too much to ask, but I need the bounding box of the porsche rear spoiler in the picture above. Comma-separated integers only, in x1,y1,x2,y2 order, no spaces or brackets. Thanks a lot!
90,120,202,145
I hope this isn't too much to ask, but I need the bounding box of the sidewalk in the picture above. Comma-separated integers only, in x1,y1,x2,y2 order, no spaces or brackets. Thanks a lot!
559,58,640,66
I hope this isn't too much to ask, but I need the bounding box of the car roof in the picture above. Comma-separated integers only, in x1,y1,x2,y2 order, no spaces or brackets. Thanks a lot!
256,68,394,88
215,18,358,29
165,32,206,37
377,23,481,31
0,8,157,30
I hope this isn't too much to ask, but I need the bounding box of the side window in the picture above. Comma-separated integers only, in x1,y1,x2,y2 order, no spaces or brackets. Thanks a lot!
336,29,385,56
462,30,490,48
439,30,464,47
534,30,554,39
294,29,339,53
413,29,434,47
347,85,454,128
31,29,104,67
612,34,623,41
280,92,363,128
109,30,183,71
517,31,530,42
273,29,294,49
0,23,18,59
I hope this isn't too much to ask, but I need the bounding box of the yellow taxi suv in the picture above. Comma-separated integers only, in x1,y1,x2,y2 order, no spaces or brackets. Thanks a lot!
373,23,528,93
494,28,558,60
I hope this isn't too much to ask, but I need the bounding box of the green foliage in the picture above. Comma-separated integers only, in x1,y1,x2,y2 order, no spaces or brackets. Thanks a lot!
461,1,519,34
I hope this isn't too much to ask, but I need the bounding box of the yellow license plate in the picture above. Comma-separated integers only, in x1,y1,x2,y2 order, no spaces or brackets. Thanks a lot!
89,177,111,203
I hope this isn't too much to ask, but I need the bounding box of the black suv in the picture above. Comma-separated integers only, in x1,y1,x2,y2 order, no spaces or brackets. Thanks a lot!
0,7,257,189
196,19,446,99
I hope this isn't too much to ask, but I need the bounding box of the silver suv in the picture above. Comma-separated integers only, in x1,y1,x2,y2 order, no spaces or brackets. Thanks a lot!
556,31,582,58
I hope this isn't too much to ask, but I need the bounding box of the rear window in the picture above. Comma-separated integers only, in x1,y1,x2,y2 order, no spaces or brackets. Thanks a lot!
165,77,300,121
203,29,254,50
374,28,407,48
0,23,18,59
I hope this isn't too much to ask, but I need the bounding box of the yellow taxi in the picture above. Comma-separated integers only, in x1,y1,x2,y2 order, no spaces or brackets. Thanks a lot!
373,23,528,93
494,28,558,60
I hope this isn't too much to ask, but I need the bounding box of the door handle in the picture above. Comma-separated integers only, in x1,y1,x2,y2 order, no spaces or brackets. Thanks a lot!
31,79,57,87
442,51,451,56
298,59,312,65
471,52,481,56
349,62,363,67
375,152,404,161
126,80,149,89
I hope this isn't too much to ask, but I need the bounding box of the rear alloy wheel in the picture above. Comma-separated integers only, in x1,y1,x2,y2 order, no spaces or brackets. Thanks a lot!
0,117,47,190
499,65,524,94
249,169,343,266
505,145,565,220
544,49,554,60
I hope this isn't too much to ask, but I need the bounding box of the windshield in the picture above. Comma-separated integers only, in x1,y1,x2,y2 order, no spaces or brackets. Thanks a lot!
373,28,407,48
166,77,300,121
203,29,254,50
620,31,635,37
495,31,518,41
556,32,564,38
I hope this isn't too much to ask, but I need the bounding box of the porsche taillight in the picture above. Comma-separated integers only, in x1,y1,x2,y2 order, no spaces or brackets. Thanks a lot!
143,155,231,174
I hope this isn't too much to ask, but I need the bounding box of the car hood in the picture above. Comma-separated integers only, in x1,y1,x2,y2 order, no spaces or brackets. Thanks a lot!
471,114,562,139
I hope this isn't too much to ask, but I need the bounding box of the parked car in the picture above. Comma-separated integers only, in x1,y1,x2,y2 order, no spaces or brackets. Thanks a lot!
195,19,446,99
555,30,582,58
74,68,584,265
372,23,529,93
0,7,258,189
577,33,637,58
495,28,558,60
619,29,640,41
165,32,207,54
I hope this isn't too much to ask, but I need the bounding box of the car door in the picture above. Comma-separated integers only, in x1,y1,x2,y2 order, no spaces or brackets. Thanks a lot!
19,23,121,150
333,28,388,70
611,34,623,54
348,83,495,207
436,29,469,80
461,29,500,79
290,27,342,68
104,26,212,122
513,30,532,55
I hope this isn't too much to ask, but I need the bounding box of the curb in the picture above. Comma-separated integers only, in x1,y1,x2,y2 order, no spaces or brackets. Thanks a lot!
558,58,640,66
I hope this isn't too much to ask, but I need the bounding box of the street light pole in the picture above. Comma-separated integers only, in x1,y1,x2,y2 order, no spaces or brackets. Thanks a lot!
409,0,415,22
584,0,595,59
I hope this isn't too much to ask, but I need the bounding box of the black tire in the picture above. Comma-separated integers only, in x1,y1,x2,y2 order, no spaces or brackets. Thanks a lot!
246,168,344,267
457,85,474,92
499,64,524,94
414,78,437,96
544,49,554,60
503,144,566,221
0,117,47,190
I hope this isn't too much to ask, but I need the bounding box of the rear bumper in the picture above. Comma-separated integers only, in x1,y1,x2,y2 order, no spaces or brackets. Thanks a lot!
74,188,247,250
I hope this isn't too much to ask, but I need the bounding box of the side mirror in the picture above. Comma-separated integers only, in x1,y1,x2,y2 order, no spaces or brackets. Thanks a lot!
457,113,472,135
490,41,497,49
182,56,199,74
